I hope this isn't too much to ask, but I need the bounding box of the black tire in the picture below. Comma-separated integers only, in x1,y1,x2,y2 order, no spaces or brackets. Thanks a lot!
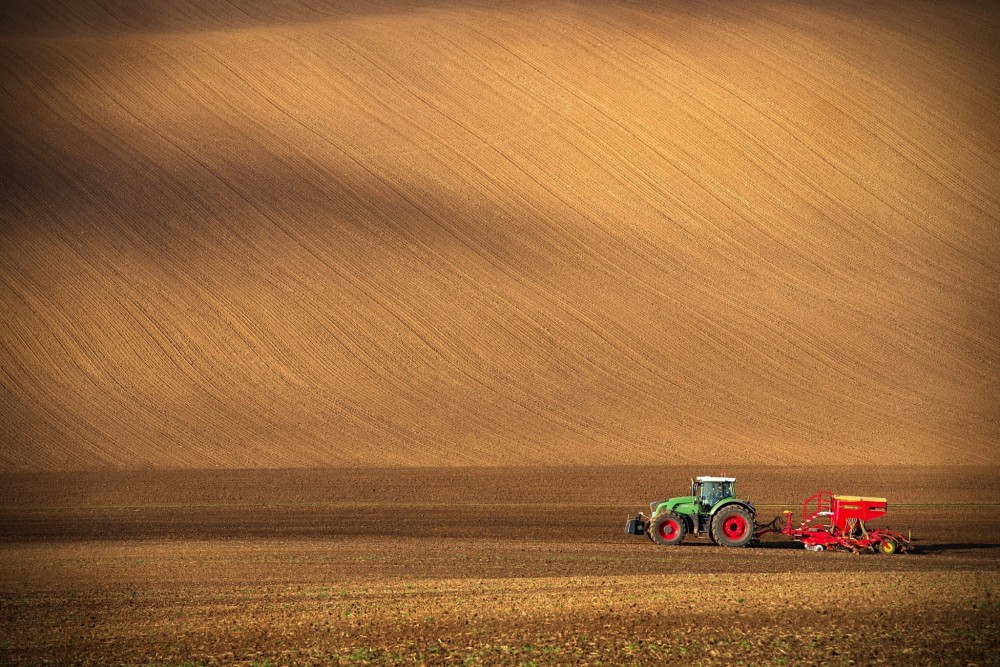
649,512,686,545
711,505,754,548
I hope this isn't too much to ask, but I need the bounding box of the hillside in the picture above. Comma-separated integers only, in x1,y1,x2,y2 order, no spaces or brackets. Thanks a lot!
1,0,998,470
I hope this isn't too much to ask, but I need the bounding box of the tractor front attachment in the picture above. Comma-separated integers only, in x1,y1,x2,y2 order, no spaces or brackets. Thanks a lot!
625,513,648,536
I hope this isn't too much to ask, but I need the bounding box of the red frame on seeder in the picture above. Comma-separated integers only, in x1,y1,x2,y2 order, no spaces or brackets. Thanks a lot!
771,490,911,553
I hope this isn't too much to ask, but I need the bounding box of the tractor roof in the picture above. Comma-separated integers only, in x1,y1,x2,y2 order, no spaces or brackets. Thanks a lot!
695,476,736,482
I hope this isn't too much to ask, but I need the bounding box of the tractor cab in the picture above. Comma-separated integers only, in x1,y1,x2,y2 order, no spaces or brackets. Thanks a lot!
692,476,736,511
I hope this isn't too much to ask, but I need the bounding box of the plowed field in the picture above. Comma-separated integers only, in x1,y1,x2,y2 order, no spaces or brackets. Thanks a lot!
2,0,999,470
2,467,999,665
3,0,1000,664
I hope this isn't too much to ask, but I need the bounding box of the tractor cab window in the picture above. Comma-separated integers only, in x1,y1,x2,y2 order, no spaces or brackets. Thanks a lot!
699,481,733,508
719,481,733,499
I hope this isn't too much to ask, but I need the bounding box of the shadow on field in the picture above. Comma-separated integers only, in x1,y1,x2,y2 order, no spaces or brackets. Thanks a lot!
911,543,1000,554
621,539,806,550
0,505,623,542
5,505,1000,557
750,541,805,550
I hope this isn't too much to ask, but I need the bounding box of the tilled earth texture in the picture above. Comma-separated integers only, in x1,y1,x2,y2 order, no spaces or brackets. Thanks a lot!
3,0,1000,665
2,0,999,472
2,467,998,666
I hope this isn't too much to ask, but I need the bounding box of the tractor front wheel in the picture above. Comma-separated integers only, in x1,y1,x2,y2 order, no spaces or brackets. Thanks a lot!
650,512,686,546
712,505,754,548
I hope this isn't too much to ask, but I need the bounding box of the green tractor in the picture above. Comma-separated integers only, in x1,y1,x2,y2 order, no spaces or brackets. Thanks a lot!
625,476,757,547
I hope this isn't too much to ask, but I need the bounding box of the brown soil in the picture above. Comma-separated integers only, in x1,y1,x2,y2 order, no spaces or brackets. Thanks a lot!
2,0,999,471
2,0,999,662
2,467,999,665
2,464,997,507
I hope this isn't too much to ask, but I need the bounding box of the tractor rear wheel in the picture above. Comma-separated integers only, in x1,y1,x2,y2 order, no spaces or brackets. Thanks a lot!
712,505,754,548
650,512,686,545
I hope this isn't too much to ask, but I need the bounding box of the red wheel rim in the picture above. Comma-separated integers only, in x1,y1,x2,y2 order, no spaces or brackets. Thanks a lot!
658,519,679,540
722,515,748,539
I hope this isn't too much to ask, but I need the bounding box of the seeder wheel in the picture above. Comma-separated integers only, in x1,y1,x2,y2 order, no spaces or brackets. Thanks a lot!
879,539,898,555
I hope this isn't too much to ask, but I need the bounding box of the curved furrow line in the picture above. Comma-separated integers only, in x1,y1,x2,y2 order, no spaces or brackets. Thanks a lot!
1,264,163,468
254,53,722,453
744,0,1000,114
709,8,1000,273
460,11,844,269
160,36,578,461
380,20,767,352
680,16,992,256
0,287,104,470
3,50,324,466
176,231,477,462
424,15,799,288
2,187,213,468
568,3,990,285
640,34,1000,357
741,3,1000,161
318,11,984,444
274,32,756,460
757,33,1000,229
446,11,932,407
474,9,1000,422
564,6,1000,366
308,24,760,428
208,27,724,445
232,169,574,456
725,7,1000,228
4,38,449,465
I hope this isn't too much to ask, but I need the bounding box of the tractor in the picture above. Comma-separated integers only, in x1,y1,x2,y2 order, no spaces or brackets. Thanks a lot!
625,476,757,547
